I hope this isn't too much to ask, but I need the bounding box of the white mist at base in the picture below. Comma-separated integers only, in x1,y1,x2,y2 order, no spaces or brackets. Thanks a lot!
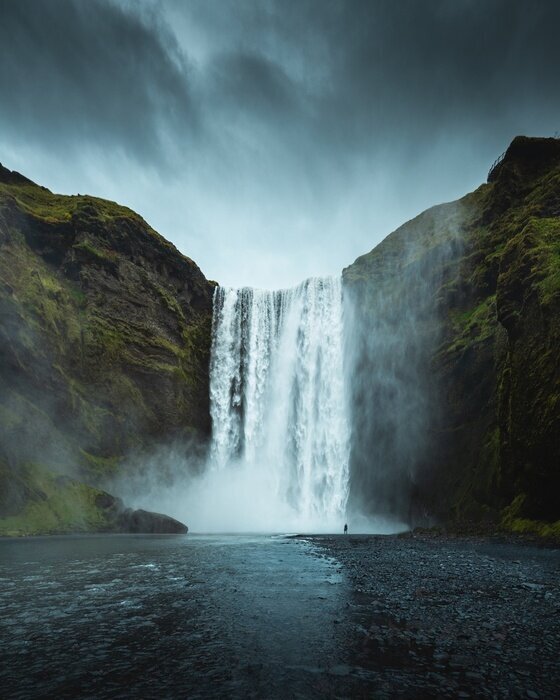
197,276,351,533
122,469,408,534
123,461,408,534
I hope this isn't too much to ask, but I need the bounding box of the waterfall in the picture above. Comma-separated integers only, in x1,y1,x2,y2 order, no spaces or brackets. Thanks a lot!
208,277,350,529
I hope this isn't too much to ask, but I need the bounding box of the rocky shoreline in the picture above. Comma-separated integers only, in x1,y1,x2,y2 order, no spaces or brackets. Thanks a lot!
303,534,560,699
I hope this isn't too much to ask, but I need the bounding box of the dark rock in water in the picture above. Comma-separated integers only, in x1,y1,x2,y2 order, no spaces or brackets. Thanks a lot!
0,462,188,536
94,491,124,511
116,507,188,534
94,489,188,534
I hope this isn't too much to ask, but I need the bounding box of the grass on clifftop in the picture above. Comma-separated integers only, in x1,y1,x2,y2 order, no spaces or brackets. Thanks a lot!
0,168,186,261
0,175,143,226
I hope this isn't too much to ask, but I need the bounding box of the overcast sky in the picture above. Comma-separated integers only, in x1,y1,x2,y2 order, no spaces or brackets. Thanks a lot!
1,0,559,288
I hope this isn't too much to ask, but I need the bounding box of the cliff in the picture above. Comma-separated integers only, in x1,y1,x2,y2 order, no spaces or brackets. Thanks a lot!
344,136,560,535
0,165,214,534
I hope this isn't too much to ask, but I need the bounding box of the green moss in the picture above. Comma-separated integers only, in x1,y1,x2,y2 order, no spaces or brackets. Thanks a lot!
0,182,73,224
73,238,117,263
0,178,144,226
447,295,497,354
79,450,120,479
176,312,212,387
85,314,126,360
107,373,148,412
501,495,560,538
450,427,502,520
152,282,186,320
53,364,114,442
0,238,84,357
68,286,87,307
528,217,560,305
0,463,112,536
0,174,181,267
505,518,560,538
0,389,73,455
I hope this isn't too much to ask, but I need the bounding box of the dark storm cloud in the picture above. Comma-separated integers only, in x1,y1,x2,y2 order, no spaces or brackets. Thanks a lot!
0,0,560,163
210,52,298,119
313,0,560,145
2,0,560,165
1,0,559,287
174,0,560,155
0,0,196,161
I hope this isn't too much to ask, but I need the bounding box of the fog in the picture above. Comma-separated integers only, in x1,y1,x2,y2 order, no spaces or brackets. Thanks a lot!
344,201,466,525
1,0,560,288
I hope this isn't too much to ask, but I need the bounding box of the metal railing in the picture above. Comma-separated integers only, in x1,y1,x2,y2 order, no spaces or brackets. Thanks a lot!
487,150,507,181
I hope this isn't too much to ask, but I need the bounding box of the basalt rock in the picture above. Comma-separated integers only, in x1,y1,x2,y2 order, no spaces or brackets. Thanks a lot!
116,508,188,534
94,491,188,534
0,165,214,460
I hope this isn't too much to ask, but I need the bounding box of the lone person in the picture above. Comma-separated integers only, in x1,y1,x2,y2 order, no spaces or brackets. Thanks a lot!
344,523,348,534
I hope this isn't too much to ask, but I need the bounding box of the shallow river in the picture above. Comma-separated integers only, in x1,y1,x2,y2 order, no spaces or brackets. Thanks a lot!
0,534,362,699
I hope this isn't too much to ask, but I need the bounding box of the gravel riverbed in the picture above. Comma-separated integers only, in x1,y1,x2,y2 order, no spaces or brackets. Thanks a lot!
303,533,560,699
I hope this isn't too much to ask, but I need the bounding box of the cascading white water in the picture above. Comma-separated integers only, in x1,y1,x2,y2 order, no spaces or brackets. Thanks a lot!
208,276,350,530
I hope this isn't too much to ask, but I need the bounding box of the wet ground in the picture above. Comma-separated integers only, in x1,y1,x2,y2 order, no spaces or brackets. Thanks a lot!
304,534,560,699
1,533,559,698
0,534,360,699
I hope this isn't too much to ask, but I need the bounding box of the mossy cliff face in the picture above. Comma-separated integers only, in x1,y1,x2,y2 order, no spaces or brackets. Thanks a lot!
0,165,214,532
344,136,560,531
0,461,188,536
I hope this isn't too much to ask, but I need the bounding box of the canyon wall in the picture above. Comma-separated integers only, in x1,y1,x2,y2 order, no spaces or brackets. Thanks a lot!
344,136,560,532
0,165,214,533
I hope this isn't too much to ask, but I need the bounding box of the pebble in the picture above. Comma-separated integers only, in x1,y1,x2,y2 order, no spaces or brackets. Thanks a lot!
308,534,560,698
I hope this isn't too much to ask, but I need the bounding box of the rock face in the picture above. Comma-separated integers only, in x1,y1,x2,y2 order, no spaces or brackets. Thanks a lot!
344,136,560,532
0,165,214,533
117,508,188,534
0,464,188,536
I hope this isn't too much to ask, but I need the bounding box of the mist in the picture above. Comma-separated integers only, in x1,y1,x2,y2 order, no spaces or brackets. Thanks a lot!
112,449,407,535
344,200,466,525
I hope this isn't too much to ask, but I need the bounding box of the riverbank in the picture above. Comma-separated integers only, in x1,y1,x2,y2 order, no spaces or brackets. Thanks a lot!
302,533,560,699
